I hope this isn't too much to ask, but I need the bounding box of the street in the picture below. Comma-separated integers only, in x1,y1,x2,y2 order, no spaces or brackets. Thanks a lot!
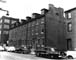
0,51,53,60
0,51,74,60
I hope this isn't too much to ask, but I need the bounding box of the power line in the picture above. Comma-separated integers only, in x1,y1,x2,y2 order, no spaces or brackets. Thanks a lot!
0,0,6,3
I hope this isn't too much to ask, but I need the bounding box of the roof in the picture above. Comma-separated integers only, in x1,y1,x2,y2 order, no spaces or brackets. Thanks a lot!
41,8,48,11
10,15,45,30
65,7,76,13
1,16,19,21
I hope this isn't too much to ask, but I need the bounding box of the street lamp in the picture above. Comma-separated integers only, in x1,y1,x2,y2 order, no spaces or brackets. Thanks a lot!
0,8,9,16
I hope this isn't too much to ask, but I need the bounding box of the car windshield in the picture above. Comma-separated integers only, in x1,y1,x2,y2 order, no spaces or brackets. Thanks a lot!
44,47,55,51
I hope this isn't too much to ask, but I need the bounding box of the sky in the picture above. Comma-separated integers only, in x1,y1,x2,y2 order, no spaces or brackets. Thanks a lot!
0,0,76,19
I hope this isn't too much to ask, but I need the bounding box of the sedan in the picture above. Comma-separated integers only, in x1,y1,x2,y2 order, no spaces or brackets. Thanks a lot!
65,51,76,59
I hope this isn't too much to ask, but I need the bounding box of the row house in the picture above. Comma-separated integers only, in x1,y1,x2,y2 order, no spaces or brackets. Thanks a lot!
65,8,76,50
0,16,19,45
8,4,67,51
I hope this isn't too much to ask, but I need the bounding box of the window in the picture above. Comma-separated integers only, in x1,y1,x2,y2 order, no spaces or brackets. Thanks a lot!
0,20,2,23
28,23,31,27
0,31,1,34
11,24,14,28
11,21,17,24
41,32,44,34
68,13,71,19
67,39,72,50
41,10,45,15
32,21,35,26
4,19,10,23
36,21,39,25
3,31,9,34
64,13,65,18
4,24,9,29
56,13,59,16
0,25,2,29
41,18,45,24
36,33,38,35
67,22,72,32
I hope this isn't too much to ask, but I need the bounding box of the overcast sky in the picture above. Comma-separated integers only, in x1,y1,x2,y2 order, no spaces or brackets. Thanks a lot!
0,0,76,19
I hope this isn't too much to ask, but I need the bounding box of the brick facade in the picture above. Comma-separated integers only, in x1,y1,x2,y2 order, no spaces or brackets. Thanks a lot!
8,4,67,51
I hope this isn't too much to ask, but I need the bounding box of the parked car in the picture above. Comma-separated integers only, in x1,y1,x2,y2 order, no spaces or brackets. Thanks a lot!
5,46,16,52
15,47,31,54
30,48,35,55
65,50,76,59
0,46,5,51
35,47,60,59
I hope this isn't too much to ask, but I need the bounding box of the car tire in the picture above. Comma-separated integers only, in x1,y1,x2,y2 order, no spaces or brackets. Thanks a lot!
67,55,73,59
36,53,40,57
50,55,54,59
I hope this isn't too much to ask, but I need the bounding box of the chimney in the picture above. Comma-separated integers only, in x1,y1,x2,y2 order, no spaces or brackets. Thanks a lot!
41,8,48,15
32,13,40,18
21,19,27,24
26,16,31,20
49,4,54,8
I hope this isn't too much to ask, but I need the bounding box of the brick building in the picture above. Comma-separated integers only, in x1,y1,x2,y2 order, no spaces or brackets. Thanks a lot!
8,4,67,51
65,8,76,50
9,20,27,47
0,16,19,45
